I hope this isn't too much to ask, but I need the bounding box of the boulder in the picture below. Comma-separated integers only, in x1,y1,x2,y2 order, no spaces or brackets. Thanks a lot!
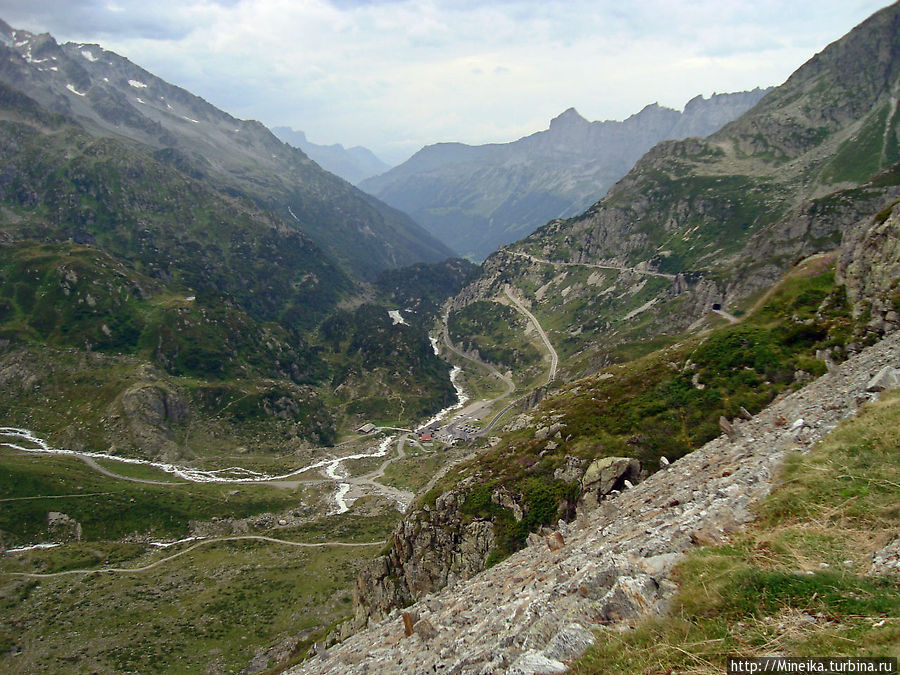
866,365,900,392
581,457,641,496
47,511,82,541
553,455,585,483
543,623,595,662
545,531,564,551
719,415,738,439
413,618,438,640
508,651,567,675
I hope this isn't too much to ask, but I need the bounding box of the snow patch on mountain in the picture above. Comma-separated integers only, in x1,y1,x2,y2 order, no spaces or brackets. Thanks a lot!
66,84,86,97
128,79,148,89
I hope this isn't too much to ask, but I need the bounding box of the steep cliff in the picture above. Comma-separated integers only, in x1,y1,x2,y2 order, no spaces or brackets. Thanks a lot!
838,198,900,334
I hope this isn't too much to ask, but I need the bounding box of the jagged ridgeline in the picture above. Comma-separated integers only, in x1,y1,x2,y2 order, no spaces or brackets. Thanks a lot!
360,90,771,260
0,29,467,459
0,19,452,278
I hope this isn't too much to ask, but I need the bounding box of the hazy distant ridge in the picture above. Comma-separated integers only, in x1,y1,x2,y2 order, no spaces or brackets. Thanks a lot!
272,126,390,185
361,89,771,259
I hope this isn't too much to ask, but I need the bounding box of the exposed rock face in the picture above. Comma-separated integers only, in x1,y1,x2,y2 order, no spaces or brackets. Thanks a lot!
838,200,900,336
0,19,452,281
450,3,900,378
354,452,643,628
293,332,900,675
119,381,189,461
579,456,642,510
353,487,496,627
581,456,640,495
122,382,188,427
47,511,81,541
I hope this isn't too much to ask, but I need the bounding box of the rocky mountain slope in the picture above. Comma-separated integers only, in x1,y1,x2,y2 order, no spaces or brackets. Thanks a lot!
360,90,769,259
273,126,391,186
0,19,451,279
293,327,900,674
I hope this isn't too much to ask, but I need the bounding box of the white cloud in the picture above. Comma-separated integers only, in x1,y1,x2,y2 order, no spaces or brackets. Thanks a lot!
0,0,891,163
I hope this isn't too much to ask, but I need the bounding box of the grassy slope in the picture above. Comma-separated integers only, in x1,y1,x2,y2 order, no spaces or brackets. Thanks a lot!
572,389,900,673
0,539,380,673
0,451,399,674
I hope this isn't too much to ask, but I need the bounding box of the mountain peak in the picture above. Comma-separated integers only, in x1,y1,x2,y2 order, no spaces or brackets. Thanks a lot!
549,107,588,129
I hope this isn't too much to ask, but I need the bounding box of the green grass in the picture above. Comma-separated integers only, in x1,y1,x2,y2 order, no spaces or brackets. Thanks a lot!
91,457,188,482
821,102,894,184
280,505,399,544
0,538,379,673
448,301,542,373
380,449,445,492
571,390,900,674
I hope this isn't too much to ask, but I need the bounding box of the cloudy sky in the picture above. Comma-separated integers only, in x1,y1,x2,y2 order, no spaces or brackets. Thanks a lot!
0,0,890,164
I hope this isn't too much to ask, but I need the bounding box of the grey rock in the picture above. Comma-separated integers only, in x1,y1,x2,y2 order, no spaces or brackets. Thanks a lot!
582,456,641,496
47,511,81,541
553,455,585,483
545,532,564,551
543,623,595,661
719,416,738,439
508,650,567,675
871,538,900,575
866,366,900,392
597,574,660,623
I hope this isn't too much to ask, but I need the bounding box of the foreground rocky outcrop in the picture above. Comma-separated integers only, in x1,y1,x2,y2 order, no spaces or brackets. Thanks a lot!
291,331,900,674
839,199,900,336
352,453,643,627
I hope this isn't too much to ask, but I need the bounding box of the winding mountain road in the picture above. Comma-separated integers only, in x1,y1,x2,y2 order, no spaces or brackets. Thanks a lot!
79,456,186,485
347,435,415,511
504,284,558,383
507,249,676,280
6,535,386,578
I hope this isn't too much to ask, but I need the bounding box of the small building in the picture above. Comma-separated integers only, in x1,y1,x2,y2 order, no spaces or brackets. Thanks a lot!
419,432,433,443
357,423,376,434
